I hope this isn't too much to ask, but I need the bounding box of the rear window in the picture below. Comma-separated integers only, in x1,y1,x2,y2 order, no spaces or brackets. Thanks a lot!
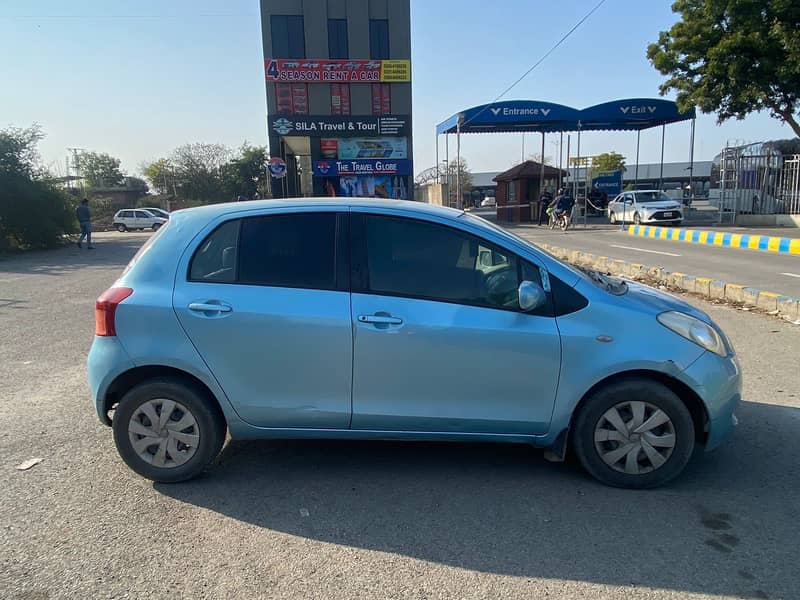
189,220,240,283
238,213,336,289
188,213,339,290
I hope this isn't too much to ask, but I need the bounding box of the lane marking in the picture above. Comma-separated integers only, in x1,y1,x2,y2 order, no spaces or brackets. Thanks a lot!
779,272,800,279
609,244,682,257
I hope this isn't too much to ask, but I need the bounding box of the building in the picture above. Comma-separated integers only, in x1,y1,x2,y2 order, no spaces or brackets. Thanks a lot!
260,0,412,199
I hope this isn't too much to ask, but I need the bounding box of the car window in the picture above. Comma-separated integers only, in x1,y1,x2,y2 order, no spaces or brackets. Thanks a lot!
634,191,672,203
238,213,337,290
362,215,542,311
134,210,149,218
189,220,240,283
119,210,131,218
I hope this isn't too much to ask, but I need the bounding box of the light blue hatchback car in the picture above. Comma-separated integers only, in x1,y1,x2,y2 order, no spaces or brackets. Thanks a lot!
88,200,741,488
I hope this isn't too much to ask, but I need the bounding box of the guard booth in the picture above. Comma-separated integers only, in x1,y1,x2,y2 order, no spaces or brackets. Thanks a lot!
493,160,566,223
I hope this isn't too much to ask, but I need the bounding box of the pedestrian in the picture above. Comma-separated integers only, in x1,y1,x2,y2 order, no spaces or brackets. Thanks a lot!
537,188,553,225
76,198,95,249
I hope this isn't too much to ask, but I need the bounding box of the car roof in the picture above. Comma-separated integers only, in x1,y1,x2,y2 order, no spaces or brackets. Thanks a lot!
171,199,465,224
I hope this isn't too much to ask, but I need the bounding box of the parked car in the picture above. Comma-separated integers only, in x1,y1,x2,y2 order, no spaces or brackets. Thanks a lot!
112,209,168,232
480,196,496,208
607,190,684,225
139,207,170,219
88,200,740,488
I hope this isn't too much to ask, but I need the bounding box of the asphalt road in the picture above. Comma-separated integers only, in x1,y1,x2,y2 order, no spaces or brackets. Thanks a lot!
1,232,799,600
472,209,800,298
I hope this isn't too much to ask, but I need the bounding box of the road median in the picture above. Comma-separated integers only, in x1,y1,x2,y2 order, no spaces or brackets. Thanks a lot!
539,242,800,324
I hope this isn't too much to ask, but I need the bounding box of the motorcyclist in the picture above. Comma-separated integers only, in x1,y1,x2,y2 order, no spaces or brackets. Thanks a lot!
549,187,575,218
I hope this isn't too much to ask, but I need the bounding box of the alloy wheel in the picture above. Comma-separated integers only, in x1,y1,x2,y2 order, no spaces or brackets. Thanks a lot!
594,401,677,475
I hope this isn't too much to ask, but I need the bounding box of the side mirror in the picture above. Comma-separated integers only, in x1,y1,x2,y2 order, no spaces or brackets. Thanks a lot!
518,281,546,312
479,251,492,267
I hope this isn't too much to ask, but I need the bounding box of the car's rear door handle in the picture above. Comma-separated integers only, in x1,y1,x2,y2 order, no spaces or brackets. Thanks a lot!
188,302,232,313
358,314,403,325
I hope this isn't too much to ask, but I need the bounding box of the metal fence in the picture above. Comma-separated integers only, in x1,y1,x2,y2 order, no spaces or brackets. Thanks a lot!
715,151,800,221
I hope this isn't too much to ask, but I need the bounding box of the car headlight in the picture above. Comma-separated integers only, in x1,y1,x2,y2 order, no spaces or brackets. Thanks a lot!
657,311,728,356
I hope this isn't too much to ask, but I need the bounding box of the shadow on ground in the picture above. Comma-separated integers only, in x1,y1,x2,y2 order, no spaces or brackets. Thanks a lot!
0,234,147,276
157,400,799,599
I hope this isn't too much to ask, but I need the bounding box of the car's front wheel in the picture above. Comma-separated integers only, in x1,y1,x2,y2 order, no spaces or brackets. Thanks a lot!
152,222,161,231
573,378,695,488
112,378,226,483
609,211,617,224
633,212,642,225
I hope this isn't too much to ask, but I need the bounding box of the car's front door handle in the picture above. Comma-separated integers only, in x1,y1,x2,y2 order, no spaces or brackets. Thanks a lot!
188,302,232,313
358,314,403,325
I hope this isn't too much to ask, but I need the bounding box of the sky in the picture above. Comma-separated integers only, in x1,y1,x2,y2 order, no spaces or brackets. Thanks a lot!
0,0,796,180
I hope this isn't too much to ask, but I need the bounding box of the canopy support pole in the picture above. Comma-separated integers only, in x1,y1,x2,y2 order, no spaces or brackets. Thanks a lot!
566,135,571,195
456,120,462,210
521,133,525,163
539,132,546,222
688,117,696,202
634,129,641,187
435,133,439,184
559,132,564,190
577,125,584,228
659,124,666,190
445,133,449,206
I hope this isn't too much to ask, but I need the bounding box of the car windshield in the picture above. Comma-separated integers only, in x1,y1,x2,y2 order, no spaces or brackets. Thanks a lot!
634,191,673,203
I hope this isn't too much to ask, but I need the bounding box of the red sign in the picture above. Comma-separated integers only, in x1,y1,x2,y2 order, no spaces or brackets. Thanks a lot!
265,59,410,83
320,139,339,158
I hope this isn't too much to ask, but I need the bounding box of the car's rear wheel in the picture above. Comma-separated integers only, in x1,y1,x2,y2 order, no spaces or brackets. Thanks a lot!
116,224,127,232
112,378,226,483
573,378,695,488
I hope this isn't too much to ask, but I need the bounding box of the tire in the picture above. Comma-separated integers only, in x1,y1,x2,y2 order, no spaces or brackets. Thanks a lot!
609,211,617,225
112,378,226,483
560,215,569,231
152,223,161,231
116,224,127,232
633,212,642,225
572,378,695,489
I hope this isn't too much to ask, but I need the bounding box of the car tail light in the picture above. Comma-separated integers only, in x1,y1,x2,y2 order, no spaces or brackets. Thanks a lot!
95,287,133,336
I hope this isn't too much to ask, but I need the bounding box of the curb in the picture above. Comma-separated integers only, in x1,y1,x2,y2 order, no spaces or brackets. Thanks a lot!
539,242,800,324
627,224,800,255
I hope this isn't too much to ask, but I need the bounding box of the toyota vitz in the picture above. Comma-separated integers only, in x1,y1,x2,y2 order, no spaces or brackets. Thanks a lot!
88,200,740,488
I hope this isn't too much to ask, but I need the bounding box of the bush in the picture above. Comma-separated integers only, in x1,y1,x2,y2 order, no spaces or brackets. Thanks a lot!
0,174,76,250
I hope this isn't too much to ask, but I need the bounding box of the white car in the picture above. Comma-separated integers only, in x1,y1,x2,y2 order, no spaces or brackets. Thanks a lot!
139,207,170,219
607,190,683,226
113,209,167,232
480,196,497,208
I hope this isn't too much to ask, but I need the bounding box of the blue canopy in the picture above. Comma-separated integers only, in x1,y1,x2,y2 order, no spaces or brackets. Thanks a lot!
435,98,695,135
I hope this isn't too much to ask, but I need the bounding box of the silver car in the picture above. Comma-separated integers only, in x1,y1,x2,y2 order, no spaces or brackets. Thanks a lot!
608,190,683,226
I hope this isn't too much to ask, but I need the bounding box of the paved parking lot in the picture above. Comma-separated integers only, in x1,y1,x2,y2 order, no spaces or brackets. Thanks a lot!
1,232,799,599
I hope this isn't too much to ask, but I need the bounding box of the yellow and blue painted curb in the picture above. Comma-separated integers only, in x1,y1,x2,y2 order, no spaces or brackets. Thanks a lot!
628,225,800,255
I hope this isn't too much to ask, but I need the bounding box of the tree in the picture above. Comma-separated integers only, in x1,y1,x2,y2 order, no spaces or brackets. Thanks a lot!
591,151,626,174
124,176,148,192
75,151,125,188
170,143,231,202
437,158,473,192
647,0,800,137
220,144,269,200
526,153,554,166
142,159,174,195
0,125,74,249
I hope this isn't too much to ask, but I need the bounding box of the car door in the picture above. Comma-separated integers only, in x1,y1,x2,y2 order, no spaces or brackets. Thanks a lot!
172,209,353,428
134,210,151,228
118,210,133,227
349,212,562,435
